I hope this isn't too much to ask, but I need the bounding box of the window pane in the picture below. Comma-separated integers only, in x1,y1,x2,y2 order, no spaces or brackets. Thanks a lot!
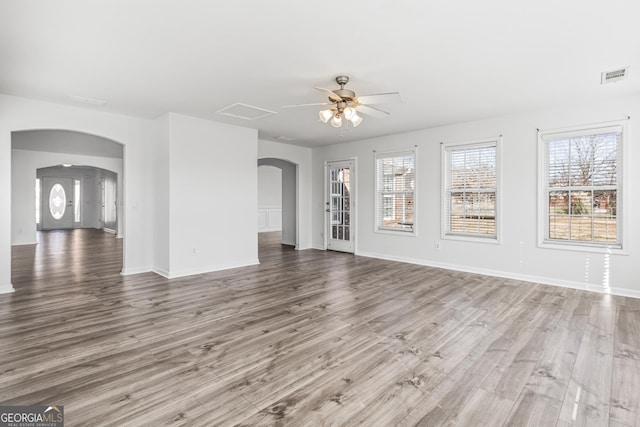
74,179,81,223
49,183,66,220
548,140,569,187
549,191,568,214
35,178,41,224
569,138,593,186
592,134,617,186
549,215,569,240
570,216,593,241
569,191,592,215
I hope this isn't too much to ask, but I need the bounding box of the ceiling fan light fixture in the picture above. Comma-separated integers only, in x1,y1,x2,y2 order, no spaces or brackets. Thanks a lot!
330,114,342,128
319,109,333,123
343,107,355,120
350,113,363,127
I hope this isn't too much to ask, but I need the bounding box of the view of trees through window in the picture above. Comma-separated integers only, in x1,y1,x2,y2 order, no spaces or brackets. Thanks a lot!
546,130,619,243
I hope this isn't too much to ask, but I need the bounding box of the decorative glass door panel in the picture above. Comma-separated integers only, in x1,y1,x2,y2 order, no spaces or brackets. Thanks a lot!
41,177,74,230
327,160,354,253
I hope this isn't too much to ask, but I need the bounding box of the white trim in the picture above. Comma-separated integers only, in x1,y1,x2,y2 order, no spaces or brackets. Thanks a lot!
121,266,153,275
153,258,260,279
540,123,623,140
325,157,357,253
441,136,501,243
11,241,38,246
355,249,640,299
0,283,15,294
104,228,117,234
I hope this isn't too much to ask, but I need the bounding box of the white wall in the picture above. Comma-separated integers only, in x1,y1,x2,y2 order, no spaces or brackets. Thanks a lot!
153,113,171,274
162,113,258,278
258,165,282,206
312,94,640,297
12,151,124,244
0,94,157,292
258,140,313,249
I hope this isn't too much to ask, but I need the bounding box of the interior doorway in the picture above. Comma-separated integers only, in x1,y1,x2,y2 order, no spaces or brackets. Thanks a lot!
257,158,298,249
11,129,125,281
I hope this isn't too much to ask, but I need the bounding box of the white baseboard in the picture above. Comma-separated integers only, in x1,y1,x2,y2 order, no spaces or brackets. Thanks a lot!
355,250,640,299
11,241,37,246
121,266,153,276
258,227,282,233
152,267,170,278
0,283,15,294
154,258,260,279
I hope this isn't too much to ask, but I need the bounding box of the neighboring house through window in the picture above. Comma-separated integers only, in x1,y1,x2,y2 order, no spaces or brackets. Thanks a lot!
375,148,416,234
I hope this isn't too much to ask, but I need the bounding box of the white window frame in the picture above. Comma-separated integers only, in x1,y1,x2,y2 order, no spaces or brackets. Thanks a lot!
538,120,628,254
441,137,501,244
374,147,417,236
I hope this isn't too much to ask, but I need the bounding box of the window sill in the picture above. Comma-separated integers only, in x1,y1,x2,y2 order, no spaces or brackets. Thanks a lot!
375,228,416,237
539,241,628,255
442,233,501,244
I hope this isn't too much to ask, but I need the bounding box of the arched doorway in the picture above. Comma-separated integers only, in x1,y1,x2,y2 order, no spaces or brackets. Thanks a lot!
257,158,298,251
11,129,125,284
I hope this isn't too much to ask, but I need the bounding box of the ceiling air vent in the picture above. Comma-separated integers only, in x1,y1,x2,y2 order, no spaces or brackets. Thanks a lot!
601,67,630,84
274,135,295,142
215,103,277,120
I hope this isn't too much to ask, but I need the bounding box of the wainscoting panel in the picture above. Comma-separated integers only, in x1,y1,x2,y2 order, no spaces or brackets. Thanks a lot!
258,206,282,232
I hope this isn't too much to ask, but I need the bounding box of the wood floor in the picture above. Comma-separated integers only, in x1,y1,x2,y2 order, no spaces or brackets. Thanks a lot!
2,229,639,426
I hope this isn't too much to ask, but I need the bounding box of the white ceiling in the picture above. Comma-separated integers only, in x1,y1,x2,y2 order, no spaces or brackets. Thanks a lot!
1,0,639,147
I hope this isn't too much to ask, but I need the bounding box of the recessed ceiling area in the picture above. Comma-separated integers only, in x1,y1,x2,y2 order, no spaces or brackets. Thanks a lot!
1,1,638,147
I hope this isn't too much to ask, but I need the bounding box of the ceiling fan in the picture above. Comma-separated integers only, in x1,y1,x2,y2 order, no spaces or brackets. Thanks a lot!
283,75,402,128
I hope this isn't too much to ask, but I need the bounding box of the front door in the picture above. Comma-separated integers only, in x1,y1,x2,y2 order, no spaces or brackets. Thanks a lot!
326,160,354,253
42,177,74,230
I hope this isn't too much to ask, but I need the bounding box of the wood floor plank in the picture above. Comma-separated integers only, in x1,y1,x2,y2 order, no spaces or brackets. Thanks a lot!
1,229,637,426
558,294,617,426
610,307,640,426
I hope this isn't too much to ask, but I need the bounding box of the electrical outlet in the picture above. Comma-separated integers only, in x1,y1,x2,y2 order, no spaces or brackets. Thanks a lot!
192,248,196,255
435,242,441,251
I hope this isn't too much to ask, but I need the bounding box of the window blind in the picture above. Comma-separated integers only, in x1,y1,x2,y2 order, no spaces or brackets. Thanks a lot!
375,149,416,233
542,126,622,246
443,141,497,238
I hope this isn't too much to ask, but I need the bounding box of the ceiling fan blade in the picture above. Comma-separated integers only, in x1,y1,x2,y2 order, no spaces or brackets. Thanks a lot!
313,86,343,102
281,102,333,108
357,104,390,118
356,92,402,105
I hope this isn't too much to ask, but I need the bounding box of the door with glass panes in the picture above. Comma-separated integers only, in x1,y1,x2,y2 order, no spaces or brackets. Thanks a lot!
41,177,74,230
326,160,354,253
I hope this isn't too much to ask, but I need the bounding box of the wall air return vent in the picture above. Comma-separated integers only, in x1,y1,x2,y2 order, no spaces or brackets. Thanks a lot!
601,67,630,84
215,103,277,120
